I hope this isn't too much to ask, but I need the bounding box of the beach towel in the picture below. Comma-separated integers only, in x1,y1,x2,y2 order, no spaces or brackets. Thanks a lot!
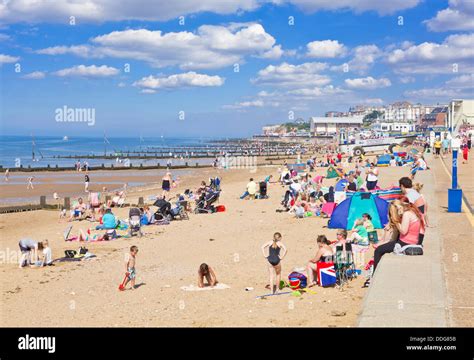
317,262,336,287
180,283,230,291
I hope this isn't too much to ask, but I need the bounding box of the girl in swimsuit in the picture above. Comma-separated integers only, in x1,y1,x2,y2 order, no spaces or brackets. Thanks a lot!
261,232,288,294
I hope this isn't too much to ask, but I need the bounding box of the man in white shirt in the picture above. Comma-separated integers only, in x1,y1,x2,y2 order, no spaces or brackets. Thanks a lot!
399,177,423,209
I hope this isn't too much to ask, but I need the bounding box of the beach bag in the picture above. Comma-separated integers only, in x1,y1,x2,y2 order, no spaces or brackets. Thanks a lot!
65,250,77,258
394,244,423,256
79,246,88,255
288,272,307,290
216,205,226,212
403,245,423,256
317,262,336,287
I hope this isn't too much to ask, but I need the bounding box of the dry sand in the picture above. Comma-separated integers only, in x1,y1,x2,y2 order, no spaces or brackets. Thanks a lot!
0,160,403,327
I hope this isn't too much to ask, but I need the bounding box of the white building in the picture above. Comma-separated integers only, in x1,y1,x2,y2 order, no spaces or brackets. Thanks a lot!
372,122,415,133
310,116,363,135
383,102,436,123
447,99,474,133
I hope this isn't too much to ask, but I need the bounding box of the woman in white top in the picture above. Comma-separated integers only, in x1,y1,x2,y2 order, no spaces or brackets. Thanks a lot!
366,163,379,190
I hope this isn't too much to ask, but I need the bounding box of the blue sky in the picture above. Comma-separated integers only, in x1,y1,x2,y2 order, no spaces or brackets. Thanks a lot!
0,0,473,137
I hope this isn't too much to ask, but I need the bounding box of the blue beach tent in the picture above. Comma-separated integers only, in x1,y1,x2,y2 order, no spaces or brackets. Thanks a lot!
328,192,389,230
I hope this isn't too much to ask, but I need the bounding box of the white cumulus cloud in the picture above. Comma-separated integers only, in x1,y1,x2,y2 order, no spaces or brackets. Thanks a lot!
0,53,19,63
53,65,119,77
36,24,282,70
306,40,347,58
345,76,391,90
424,0,474,32
252,62,330,87
0,0,423,24
22,71,46,79
386,33,474,74
133,72,224,91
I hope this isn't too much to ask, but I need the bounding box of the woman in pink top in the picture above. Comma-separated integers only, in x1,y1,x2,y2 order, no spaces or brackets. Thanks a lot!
373,199,425,271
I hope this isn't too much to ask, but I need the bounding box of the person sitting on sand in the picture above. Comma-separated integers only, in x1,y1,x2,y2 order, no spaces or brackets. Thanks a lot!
69,197,87,221
240,178,258,200
261,232,288,294
306,235,334,287
107,191,125,207
18,239,46,268
141,205,156,225
197,263,218,288
290,201,305,218
95,208,117,230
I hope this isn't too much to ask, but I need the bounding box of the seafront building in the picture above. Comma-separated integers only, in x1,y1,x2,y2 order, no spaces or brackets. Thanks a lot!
309,116,363,135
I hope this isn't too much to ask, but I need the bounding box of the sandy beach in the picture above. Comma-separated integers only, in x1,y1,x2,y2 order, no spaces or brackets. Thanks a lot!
0,159,386,327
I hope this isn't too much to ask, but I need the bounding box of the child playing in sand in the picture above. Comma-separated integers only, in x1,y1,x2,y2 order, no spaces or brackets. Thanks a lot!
30,240,53,267
119,246,138,291
261,232,288,294
197,263,218,288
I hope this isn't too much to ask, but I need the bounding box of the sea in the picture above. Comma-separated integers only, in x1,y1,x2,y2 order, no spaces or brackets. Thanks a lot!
0,135,225,169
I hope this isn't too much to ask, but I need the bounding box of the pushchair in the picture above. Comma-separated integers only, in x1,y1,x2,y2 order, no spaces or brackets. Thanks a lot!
194,190,220,214
170,200,190,220
153,198,172,220
257,181,268,199
209,177,221,191
128,207,143,237
334,243,357,290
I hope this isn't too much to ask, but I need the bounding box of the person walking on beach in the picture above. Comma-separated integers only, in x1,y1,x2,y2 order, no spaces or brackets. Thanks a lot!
27,176,34,189
84,172,90,192
162,172,172,198
4,169,9,182
119,246,138,291
462,144,469,164
261,232,288,294
433,137,442,158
